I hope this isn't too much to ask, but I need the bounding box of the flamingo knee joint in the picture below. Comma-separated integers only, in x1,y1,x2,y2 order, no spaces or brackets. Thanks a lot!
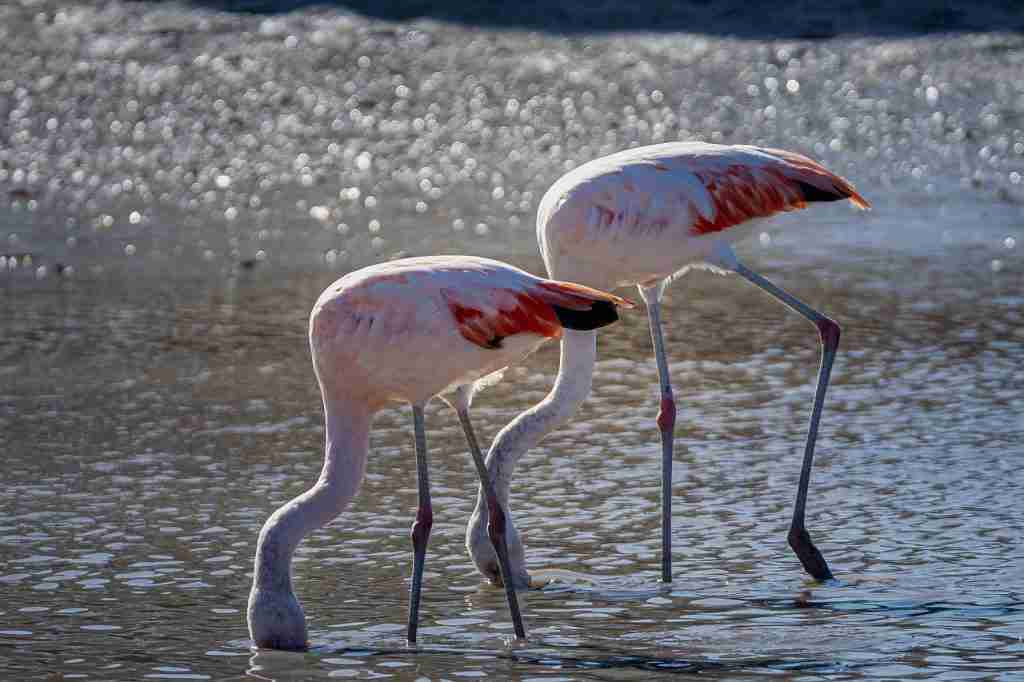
656,395,676,433
816,318,841,350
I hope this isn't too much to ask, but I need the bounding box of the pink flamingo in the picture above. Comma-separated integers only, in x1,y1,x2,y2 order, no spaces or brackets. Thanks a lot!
466,143,869,587
247,255,632,650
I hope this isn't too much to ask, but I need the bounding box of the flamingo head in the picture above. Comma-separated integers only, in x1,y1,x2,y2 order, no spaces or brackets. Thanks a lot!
247,583,308,651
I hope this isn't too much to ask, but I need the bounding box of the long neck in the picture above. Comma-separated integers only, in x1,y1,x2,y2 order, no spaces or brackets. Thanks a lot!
252,397,373,592
486,328,596,506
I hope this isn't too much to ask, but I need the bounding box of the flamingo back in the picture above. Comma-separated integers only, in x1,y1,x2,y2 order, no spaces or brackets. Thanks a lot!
309,256,629,406
537,142,868,287
443,277,630,349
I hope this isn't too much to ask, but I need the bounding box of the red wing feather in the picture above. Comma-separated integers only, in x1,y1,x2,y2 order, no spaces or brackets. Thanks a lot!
760,148,871,209
689,151,869,236
443,282,632,350
443,288,562,349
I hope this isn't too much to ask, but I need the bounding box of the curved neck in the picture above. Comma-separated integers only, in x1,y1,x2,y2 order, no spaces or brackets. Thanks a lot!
486,329,596,505
252,397,373,592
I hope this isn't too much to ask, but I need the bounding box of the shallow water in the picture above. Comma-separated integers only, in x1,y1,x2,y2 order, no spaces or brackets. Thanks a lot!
5,245,1024,680
2,1,1024,680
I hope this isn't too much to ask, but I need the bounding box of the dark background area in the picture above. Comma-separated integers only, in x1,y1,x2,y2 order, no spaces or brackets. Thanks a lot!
182,0,1024,37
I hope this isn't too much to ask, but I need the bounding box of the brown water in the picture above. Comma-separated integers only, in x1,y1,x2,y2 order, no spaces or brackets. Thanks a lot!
2,1,1024,679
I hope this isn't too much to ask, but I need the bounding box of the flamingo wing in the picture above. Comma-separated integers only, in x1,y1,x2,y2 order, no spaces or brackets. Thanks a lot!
442,279,632,350
544,143,869,245
679,146,869,236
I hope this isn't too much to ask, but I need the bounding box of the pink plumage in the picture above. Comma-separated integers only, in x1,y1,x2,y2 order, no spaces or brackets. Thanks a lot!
309,256,631,405
443,278,630,349
538,142,868,288
250,254,631,649
686,147,869,235
466,142,868,589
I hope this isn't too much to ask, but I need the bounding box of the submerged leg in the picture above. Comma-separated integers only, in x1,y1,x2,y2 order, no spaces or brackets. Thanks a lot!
407,404,433,643
464,330,597,589
733,261,837,581
640,283,675,584
456,407,527,639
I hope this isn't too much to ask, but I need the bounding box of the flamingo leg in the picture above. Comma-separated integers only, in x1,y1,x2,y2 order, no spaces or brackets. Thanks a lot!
733,261,836,581
640,283,675,584
407,404,433,643
456,407,527,639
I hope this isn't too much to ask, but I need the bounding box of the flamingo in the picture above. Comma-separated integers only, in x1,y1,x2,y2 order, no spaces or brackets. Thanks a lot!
466,142,869,587
246,255,632,650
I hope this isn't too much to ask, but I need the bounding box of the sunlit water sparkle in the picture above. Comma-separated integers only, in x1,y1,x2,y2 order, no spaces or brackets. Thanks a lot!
2,1,1023,680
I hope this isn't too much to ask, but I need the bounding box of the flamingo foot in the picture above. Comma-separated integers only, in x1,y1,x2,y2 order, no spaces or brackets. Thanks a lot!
467,506,531,589
788,526,833,581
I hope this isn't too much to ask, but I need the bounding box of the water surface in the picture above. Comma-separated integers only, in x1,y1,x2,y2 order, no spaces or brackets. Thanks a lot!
2,1,1023,679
